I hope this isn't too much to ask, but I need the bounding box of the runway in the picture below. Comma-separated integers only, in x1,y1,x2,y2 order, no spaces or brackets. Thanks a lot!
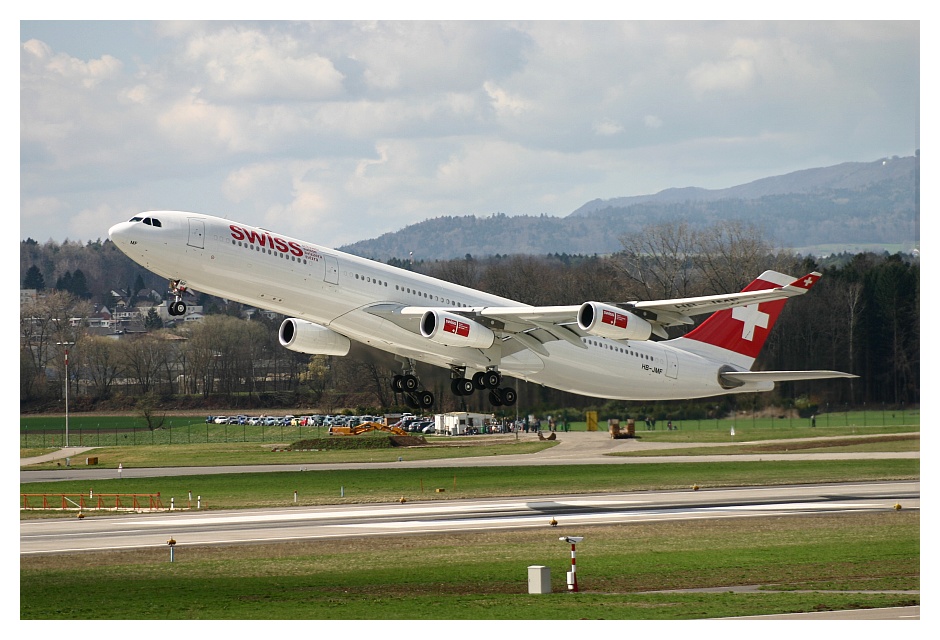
21,480,918,555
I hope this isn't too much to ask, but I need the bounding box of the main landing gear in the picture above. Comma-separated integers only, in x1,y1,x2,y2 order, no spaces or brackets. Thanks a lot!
450,367,517,407
167,279,188,316
391,363,434,410
390,363,517,409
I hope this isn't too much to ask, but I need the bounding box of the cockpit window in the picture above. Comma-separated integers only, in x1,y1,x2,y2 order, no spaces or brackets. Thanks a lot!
128,216,161,227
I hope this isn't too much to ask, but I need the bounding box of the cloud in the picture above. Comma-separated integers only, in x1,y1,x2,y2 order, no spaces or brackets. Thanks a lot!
182,27,345,102
19,20,919,247
593,118,625,136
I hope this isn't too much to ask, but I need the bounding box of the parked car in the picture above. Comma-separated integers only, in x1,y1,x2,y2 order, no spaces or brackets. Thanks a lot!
205,415,215,424
213,416,228,424
247,417,261,426
421,424,436,434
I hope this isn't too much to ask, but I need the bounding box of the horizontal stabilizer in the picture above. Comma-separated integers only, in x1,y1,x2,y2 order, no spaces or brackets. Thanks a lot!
720,370,858,385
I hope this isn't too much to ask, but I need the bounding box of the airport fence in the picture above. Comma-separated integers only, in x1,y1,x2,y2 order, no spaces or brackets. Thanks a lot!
20,405,918,448
19,421,339,449
626,404,919,432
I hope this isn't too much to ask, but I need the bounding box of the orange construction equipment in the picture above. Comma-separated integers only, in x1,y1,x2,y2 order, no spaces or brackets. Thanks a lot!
330,421,408,436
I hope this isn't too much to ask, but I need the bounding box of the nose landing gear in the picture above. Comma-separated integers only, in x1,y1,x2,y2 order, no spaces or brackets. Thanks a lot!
167,279,188,316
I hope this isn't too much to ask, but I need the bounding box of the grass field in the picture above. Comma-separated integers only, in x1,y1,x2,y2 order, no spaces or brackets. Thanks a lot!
20,511,918,619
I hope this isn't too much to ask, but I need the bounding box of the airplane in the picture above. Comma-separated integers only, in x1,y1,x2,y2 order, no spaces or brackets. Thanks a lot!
108,211,856,409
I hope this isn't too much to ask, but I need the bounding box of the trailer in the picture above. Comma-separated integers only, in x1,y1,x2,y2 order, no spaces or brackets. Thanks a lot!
434,412,493,436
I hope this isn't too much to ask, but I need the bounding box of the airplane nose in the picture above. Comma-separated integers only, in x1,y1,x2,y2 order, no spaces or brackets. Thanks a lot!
108,220,134,246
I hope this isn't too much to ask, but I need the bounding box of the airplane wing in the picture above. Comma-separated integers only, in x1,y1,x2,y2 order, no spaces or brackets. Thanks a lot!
628,271,821,329
367,302,585,356
366,271,822,354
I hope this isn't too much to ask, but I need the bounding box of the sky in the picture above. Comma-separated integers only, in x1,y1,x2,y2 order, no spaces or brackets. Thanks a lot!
19,16,922,249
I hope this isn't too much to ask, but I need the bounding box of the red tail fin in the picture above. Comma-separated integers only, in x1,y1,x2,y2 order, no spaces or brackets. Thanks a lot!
677,271,819,367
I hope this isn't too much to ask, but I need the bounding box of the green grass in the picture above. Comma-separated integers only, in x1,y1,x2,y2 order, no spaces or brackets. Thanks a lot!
20,511,918,619
21,438,557,470
21,459,918,513
613,434,920,456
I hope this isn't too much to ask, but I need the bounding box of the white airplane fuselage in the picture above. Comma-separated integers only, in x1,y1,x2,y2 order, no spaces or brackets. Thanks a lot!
108,211,768,401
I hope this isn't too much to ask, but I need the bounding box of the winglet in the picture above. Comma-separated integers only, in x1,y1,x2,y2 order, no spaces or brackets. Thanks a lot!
787,271,822,291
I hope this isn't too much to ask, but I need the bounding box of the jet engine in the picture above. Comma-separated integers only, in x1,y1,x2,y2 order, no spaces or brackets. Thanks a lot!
577,302,652,341
279,318,351,356
420,310,495,349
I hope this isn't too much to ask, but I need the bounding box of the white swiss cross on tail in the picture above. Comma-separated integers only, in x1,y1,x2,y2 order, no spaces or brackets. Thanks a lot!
678,270,822,369
732,303,769,341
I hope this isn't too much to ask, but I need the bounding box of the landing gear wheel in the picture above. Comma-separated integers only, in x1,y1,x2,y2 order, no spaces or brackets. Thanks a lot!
483,371,501,389
417,390,434,409
391,375,404,392
169,300,186,316
488,390,504,406
404,393,419,410
499,387,517,406
472,371,487,390
401,374,419,392
452,378,475,396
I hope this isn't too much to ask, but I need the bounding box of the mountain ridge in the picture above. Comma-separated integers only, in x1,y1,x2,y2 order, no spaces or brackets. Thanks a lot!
341,155,918,261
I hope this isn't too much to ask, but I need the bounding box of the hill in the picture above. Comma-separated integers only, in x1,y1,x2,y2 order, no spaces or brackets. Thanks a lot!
341,155,918,260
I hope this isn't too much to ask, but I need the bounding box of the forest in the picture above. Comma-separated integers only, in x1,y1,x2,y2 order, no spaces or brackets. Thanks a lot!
20,220,919,419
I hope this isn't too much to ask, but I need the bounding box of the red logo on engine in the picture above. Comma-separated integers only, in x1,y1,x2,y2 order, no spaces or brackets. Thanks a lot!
444,318,470,337
602,309,628,329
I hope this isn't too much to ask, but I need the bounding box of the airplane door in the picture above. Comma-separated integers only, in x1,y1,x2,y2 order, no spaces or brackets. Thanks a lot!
665,351,678,379
187,218,205,249
324,255,339,285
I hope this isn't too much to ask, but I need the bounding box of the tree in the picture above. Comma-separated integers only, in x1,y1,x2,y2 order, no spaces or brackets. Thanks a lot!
55,271,73,293
76,335,124,400
694,220,782,294
22,265,45,290
119,333,172,395
138,391,166,431
19,290,90,400
615,221,699,300
70,269,91,299
300,355,332,403
144,307,164,330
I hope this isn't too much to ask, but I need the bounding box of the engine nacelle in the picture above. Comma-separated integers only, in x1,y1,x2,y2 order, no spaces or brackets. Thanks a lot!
420,310,495,349
577,302,652,341
279,319,351,356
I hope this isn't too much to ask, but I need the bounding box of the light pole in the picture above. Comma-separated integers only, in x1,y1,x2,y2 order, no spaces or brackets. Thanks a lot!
57,342,75,447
